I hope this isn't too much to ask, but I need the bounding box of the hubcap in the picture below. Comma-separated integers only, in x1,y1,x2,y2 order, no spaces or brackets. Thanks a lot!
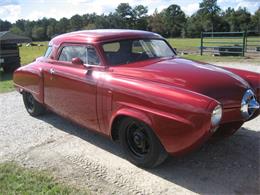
126,122,150,158
241,89,260,119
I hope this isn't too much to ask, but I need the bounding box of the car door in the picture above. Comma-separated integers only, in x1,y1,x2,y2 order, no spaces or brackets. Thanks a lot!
43,43,101,131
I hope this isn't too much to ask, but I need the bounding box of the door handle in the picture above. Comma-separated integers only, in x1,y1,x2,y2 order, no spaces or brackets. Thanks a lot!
49,68,55,74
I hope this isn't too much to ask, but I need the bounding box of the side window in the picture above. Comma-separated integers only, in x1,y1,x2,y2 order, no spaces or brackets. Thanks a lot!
87,47,100,65
58,45,86,63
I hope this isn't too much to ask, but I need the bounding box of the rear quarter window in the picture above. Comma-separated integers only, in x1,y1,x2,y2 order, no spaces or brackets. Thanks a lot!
102,42,120,52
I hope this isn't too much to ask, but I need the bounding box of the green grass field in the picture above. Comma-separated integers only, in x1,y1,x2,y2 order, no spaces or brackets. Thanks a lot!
0,38,259,93
0,162,89,194
168,38,201,50
20,42,49,65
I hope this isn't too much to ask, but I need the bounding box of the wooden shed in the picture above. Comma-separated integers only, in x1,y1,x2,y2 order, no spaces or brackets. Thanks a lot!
0,31,31,72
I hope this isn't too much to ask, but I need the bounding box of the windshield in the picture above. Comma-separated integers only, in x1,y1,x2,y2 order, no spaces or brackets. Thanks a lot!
102,39,175,66
44,46,52,58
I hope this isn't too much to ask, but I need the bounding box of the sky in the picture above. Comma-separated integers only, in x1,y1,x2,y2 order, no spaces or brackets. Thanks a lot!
0,0,259,23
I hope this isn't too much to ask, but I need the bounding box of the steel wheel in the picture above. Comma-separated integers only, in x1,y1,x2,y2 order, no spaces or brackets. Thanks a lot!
119,117,168,168
23,92,45,116
26,93,35,113
126,121,150,158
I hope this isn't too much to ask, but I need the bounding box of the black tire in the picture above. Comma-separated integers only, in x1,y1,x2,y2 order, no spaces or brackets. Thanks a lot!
23,92,45,116
119,117,168,168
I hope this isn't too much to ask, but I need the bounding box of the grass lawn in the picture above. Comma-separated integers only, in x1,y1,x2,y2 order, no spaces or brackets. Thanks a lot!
0,162,89,195
168,38,201,50
20,42,48,65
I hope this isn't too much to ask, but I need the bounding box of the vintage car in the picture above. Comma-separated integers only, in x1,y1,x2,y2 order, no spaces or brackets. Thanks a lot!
13,30,260,168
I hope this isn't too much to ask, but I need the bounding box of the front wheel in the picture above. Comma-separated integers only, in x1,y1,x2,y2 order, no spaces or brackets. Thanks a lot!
23,92,45,116
119,118,168,168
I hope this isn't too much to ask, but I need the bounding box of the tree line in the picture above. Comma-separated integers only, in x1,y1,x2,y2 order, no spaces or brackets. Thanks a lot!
0,0,259,41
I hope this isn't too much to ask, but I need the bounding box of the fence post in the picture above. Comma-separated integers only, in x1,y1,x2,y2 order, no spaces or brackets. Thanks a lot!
200,32,203,56
242,31,246,56
245,30,247,52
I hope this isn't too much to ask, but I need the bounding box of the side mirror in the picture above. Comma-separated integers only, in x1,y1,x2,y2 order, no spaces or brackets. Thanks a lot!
72,57,83,65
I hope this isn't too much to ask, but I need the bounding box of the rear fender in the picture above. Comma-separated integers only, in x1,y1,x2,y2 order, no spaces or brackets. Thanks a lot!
13,66,44,103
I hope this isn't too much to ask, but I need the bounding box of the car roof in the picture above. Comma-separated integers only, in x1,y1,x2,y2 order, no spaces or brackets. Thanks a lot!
50,29,163,45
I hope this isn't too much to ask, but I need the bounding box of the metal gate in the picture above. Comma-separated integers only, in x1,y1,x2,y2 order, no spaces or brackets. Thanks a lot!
200,32,246,56
246,31,260,53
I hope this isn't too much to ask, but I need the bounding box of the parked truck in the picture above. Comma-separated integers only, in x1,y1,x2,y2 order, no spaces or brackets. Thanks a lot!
0,31,31,73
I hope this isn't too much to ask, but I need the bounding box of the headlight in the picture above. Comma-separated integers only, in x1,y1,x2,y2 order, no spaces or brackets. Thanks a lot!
211,105,222,126
241,89,259,120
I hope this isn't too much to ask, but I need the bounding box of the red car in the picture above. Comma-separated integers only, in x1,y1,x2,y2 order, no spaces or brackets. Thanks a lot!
13,30,260,168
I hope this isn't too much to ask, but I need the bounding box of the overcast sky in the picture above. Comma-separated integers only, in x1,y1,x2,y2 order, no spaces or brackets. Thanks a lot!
0,0,259,23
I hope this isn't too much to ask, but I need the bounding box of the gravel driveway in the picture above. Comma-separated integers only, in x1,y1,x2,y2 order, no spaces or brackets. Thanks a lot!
0,63,259,194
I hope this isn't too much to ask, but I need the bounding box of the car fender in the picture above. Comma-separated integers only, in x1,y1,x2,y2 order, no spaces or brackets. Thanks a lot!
109,106,154,136
223,67,260,100
13,64,44,103
105,73,219,155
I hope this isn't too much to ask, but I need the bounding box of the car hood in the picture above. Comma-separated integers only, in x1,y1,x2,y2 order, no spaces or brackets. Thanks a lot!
112,57,250,108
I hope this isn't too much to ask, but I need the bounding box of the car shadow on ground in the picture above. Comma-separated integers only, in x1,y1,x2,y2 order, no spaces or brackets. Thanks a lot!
38,113,260,194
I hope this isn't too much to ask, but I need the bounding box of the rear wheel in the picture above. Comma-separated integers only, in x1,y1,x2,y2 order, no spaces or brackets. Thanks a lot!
119,117,168,168
23,92,45,116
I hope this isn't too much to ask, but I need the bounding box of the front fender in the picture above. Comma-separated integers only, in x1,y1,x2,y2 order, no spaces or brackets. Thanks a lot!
109,106,153,133
223,67,260,101
110,100,214,156
105,72,220,155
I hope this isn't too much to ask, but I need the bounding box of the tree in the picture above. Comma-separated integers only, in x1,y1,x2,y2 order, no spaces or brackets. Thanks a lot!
223,7,236,31
0,20,12,31
57,17,70,34
162,4,186,37
235,7,251,31
23,20,34,38
32,26,45,40
115,3,134,28
148,9,167,36
133,5,148,30
46,18,57,38
70,14,83,31
15,20,26,32
95,15,110,29
251,8,260,32
105,12,125,29
185,14,204,37
223,7,251,31
198,0,221,32
10,26,23,35
46,25,55,39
